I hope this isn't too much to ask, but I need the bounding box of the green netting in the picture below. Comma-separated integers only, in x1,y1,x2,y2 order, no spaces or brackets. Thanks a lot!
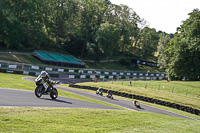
35,51,82,65
36,52,55,61
48,53,70,63
63,55,81,64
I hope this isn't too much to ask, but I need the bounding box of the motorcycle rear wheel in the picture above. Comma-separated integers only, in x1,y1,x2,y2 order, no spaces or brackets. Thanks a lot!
50,88,58,99
35,85,42,98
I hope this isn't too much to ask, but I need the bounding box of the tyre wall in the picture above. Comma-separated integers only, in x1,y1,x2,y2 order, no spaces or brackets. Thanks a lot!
69,84,200,116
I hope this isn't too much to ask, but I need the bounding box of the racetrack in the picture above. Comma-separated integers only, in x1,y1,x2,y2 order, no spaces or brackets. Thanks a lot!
0,87,119,110
21,77,196,120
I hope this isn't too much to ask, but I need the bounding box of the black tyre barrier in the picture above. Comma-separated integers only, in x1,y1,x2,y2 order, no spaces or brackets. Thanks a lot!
69,84,200,116
0,69,6,72
131,95,136,99
112,91,118,95
13,71,23,74
102,89,107,93
148,98,154,103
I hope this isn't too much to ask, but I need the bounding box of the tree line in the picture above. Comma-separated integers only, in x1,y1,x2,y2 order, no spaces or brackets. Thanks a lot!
1,0,199,80
0,0,161,61
157,9,200,80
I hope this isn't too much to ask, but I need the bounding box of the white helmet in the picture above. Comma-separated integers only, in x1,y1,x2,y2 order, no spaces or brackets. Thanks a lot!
41,71,47,77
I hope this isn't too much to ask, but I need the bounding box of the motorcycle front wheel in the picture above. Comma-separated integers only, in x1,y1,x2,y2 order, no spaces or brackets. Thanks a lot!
35,85,42,98
50,88,58,99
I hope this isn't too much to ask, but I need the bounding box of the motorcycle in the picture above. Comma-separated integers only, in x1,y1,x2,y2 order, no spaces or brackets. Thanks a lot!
133,100,141,109
34,78,60,99
96,90,103,96
107,93,113,99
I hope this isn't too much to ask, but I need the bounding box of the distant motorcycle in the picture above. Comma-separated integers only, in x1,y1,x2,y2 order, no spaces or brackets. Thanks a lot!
133,100,141,109
107,94,113,99
96,91,103,96
34,78,60,99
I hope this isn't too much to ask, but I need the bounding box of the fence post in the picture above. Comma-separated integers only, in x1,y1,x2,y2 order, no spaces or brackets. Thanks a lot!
145,83,147,88
134,80,135,86
172,87,174,93
103,78,104,83
112,78,113,84
122,80,123,85
186,88,188,96
158,84,160,90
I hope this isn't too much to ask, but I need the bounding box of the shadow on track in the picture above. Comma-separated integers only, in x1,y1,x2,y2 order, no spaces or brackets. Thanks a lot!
40,98,72,104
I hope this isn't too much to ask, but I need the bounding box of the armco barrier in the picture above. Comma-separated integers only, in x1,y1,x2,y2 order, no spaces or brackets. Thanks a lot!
0,69,59,78
0,60,167,80
69,84,200,116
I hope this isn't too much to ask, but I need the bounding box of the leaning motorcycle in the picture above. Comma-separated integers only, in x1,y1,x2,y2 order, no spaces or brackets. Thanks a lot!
96,91,103,96
133,101,141,109
107,94,113,99
34,78,60,99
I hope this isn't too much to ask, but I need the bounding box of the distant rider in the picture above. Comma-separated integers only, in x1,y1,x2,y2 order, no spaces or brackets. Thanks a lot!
35,71,56,92
133,99,140,108
107,90,112,97
97,87,103,95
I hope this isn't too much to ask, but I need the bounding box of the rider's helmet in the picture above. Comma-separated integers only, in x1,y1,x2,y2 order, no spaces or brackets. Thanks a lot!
41,71,47,78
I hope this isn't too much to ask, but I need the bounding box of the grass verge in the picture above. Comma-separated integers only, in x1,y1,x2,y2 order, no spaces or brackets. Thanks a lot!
0,108,200,133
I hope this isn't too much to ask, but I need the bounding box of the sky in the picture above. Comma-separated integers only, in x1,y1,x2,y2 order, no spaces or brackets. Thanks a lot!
109,0,200,33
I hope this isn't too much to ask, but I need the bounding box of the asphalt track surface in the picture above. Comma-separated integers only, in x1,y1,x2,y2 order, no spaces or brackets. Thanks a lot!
0,88,118,110
0,76,196,120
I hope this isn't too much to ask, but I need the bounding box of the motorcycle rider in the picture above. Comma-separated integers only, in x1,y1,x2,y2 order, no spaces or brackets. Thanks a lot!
133,99,140,108
96,87,103,95
35,71,56,92
107,90,112,97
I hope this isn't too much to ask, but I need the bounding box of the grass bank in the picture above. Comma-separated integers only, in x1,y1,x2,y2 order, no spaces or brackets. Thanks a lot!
0,53,43,65
85,61,163,72
0,108,199,133
75,81,200,110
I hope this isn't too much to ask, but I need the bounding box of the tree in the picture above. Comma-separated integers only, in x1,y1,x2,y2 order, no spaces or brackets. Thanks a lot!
109,4,141,56
139,27,159,59
0,0,25,49
167,9,200,80
95,23,120,60
157,33,170,69
78,0,110,59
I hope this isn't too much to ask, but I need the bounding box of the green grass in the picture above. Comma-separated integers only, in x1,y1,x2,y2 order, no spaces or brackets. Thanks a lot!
75,81,200,110
85,61,163,72
0,108,200,133
0,53,43,65
0,73,200,132
0,73,35,91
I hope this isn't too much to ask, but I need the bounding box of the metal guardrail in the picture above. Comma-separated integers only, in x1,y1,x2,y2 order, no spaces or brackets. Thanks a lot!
0,60,167,79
